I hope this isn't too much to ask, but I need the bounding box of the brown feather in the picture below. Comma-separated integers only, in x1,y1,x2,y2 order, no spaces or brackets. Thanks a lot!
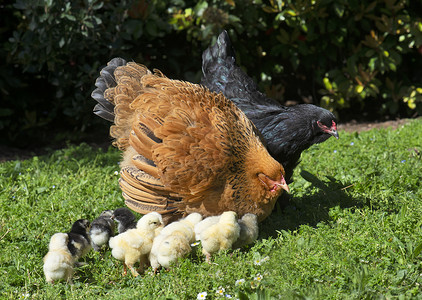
99,61,288,222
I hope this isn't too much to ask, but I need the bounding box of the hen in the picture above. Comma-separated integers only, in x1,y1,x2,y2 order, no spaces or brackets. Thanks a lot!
201,31,339,183
92,58,289,222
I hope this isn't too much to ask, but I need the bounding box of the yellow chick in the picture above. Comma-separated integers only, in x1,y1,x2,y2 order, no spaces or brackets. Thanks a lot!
43,233,74,284
161,213,203,243
199,211,240,262
194,215,220,241
149,213,202,272
152,231,192,271
232,213,259,249
109,212,163,276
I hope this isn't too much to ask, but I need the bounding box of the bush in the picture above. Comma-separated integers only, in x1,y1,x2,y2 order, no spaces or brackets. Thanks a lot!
262,0,422,118
1,0,421,146
2,0,189,146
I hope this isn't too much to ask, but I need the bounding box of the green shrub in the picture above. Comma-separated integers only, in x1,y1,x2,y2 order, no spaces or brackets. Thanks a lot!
2,0,421,146
2,0,180,146
262,0,422,116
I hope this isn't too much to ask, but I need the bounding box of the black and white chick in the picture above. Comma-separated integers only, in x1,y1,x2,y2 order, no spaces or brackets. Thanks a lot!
67,219,91,265
89,210,115,251
112,207,137,234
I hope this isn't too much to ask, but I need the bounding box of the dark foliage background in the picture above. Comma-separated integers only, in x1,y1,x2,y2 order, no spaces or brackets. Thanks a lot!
1,0,421,147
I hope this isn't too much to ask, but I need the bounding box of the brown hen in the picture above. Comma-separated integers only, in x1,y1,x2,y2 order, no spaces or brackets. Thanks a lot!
92,58,289,223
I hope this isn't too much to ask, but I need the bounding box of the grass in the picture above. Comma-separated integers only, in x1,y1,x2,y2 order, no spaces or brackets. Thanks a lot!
1,119,422,299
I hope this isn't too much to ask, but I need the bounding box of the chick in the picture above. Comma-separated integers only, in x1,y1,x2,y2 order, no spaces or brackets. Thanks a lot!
232,213,259,249
152,231,192,271
149,213,202,272
67,219,91,265
43,233,74,284
112,207,137,234
194,215,220,241
109,212,163,276
160,213,203,243
89,210,115,251
199,211,240,262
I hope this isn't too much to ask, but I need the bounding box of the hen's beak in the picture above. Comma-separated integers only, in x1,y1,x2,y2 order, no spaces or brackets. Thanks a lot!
259,173,290,193
330,129,339,139
277,177,290,193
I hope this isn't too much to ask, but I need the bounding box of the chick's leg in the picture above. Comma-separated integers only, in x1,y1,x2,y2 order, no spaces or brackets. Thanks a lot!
137,254,148,275
123,263,127,276
202,248,212,263
127,263,140,277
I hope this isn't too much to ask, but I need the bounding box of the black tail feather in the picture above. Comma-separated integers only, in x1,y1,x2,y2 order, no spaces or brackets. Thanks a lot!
91,57,128,122
201,30,236,72
201,30,236,90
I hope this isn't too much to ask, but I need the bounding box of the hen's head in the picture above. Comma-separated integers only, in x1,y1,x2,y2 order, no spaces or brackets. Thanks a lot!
245,141,289,205
313,108,339,142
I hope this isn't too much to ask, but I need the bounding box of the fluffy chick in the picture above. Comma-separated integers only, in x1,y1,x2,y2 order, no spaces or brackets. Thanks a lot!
112,207,137,234
149,213,202,272
89,210,115,251
199,211,240,262
152,231,191,271
160,213,203,243
194,215,220,241
67,219,91,265
232,213,259,249
43,233,74,284
109,212,163,276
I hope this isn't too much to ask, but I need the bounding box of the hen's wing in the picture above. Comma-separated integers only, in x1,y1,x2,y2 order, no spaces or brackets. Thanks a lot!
106,62,255,217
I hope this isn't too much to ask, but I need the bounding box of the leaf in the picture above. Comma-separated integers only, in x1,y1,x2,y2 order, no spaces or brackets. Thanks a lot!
93,2,104,10
333,3,345,17
84,21,94,29
412,242,422,258
0,109,13,117
323,77,333,91
225,0,235,7
263,6,280,13
63,14,76,21
36,187,47,194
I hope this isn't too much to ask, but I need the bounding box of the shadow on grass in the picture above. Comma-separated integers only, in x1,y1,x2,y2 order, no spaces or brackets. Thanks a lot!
260,170,369,239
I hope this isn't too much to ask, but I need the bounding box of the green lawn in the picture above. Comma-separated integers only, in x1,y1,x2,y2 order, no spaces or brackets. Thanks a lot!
1,119,422,299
